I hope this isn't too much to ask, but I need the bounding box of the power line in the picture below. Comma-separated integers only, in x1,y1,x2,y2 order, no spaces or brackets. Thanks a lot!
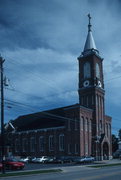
4,56,62,94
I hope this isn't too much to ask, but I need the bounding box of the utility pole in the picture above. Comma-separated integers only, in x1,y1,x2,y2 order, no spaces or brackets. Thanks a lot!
0,55,5,174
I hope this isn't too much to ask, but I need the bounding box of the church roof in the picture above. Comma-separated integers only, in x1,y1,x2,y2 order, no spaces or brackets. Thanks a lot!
82,14,99,56
8,104,93,132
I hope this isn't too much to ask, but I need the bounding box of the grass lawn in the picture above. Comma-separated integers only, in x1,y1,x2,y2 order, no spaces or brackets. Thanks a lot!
0,169,62,177
89,163,121,168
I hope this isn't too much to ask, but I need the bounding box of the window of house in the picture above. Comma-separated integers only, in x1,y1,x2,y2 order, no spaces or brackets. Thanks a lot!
96,63,100,78
30,137,35,152
49,135,54,151
68,119,71,131
59,134,64,151
85,143,88,155
39,136,44,152
100,120,102,132
84,62,91,79
75,118,78,131
85,118,88,131
68,144,71,154
22,138,27,152
81,96,84,105
75,144,79,154
108,124,111,137
15,139,20,153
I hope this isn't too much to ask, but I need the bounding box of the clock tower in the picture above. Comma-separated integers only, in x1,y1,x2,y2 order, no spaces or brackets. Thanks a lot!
78,14,106,157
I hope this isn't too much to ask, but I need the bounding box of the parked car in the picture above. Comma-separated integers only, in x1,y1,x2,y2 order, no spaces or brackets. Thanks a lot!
73,156,85,163
4,158,25,170
84,156,95,163
19,157,29,163
53,156,73,164
113,150,121,159
73,156,94,164
44,156,55,163
29,157,37,163
33,156,48,163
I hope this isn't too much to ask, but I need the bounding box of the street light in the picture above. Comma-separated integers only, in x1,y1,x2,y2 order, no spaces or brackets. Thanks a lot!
0,55,5,174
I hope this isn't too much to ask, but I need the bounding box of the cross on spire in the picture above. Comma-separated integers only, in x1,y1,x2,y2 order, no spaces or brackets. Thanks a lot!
88,13,92,32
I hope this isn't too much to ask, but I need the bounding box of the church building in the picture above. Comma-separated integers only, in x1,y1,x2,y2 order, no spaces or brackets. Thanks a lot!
4,15,112,160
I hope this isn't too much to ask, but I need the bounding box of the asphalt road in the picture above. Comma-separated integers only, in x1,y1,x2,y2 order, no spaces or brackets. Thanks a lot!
1,165,121,180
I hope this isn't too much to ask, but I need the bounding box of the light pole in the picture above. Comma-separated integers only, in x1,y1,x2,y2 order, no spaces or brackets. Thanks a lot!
0,55,5,174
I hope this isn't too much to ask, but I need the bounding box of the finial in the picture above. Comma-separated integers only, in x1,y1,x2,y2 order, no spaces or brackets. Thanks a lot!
88,13,92,32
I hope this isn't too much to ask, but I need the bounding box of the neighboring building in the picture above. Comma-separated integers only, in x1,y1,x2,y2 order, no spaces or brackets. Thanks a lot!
4,15,112,160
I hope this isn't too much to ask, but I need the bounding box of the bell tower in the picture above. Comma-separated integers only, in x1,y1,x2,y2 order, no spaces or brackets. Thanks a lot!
78,14,105,142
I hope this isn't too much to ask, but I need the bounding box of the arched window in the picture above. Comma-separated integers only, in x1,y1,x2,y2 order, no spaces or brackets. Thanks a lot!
106,123,108,137
39,136,44,152
49,135,54,151
22,138,27,152
84,62,91,79
15,139,20,153
59,134,65,151
30,137,35,152
96,63,100,78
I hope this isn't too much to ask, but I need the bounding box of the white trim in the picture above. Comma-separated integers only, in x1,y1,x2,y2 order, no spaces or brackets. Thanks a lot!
15,126,65,134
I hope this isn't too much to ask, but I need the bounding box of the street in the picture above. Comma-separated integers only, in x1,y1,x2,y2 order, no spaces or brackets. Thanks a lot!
1,165,121,180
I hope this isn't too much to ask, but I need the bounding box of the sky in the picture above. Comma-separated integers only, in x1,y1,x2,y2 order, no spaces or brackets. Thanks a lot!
0,0,121,136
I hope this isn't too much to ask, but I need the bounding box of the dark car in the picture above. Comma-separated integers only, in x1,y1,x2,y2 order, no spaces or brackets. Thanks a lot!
53,156,73,164
73,156,85,163
4,158,25,170
73,156,94,164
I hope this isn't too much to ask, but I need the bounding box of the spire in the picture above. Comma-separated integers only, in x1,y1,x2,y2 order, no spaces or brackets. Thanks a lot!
82,14,99,56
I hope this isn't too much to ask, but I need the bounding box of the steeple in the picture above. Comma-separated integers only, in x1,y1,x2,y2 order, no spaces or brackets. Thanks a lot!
82,14,99,56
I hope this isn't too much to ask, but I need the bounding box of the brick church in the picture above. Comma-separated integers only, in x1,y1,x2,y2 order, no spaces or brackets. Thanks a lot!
4,15,112,160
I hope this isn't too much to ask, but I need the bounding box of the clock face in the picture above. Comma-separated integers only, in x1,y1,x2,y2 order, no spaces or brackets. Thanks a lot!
98,80,102,87
83,80,90,87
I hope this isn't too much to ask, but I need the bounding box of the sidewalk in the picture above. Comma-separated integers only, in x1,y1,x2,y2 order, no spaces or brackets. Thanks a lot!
94,158,121,165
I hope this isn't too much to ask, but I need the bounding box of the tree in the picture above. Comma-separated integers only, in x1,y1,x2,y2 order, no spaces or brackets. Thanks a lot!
112,134,118,153
118,129,121,141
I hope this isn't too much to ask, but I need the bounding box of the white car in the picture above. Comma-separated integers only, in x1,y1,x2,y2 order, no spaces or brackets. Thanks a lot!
19,157,29,163
84,156,95,163
34,156,48,163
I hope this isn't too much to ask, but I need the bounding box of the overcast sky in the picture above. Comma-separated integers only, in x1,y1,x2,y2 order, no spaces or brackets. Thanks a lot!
0,0,121,136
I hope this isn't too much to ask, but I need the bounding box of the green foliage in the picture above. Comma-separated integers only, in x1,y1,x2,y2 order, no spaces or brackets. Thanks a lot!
118,129,121,141
112,134,118,153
